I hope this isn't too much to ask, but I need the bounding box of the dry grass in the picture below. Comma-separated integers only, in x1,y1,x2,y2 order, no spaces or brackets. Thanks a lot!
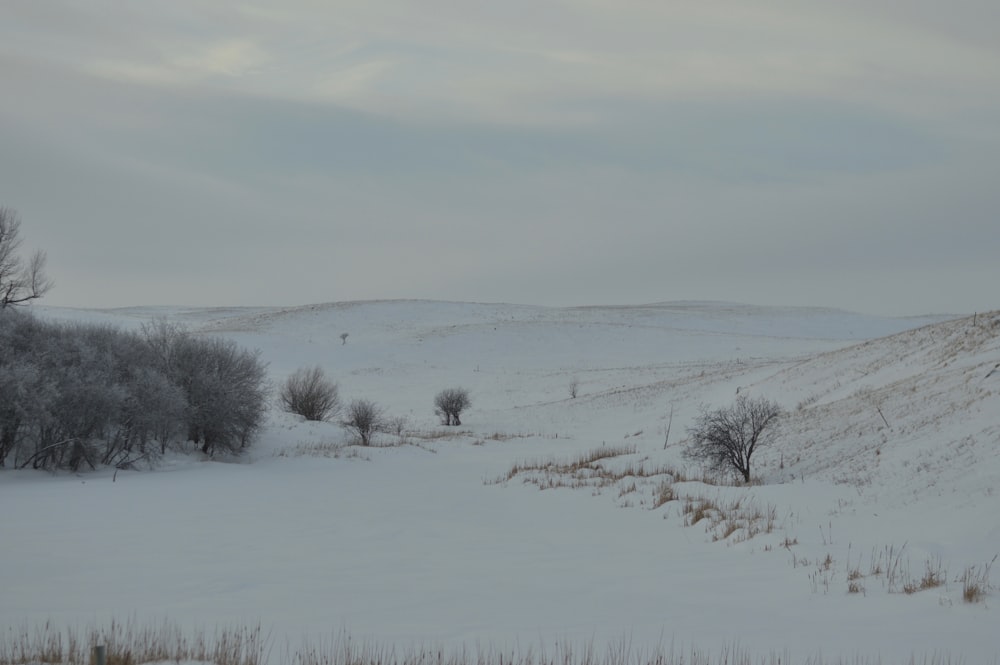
471,431,544,445
492,445,780,544
275,442,371,460
1,621,976,665
0,620,265,665
833,545,996,602
652,479,675,509
903,557,946,595
679,493,778,543
492,444,742,495
961,556,996,603
278,633,969,665
405,428,474,441
489,444,644,487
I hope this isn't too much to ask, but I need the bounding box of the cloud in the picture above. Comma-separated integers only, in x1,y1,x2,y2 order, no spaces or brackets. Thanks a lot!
0,1,998,314
88,39,271,85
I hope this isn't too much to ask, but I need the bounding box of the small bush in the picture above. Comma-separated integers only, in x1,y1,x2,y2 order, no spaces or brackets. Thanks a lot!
342,399,384,446
280,366,340,421
382,415,408,439
434,387,471,426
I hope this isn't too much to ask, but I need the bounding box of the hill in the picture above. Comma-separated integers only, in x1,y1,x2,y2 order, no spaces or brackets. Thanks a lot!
3,301,997,664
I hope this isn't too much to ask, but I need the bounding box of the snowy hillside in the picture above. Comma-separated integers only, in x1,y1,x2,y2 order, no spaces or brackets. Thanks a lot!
3,301,997,664
760,312,1000,501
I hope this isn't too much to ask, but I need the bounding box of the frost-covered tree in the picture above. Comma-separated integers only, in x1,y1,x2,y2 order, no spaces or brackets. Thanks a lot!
0,311,269,469
171,335,269,456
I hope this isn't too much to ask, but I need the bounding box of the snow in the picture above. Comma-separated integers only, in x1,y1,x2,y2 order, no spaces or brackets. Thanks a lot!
2,300,997,663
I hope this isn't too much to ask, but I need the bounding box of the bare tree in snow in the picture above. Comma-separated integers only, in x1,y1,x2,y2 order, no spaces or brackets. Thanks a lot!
684,395,782,483
342,399,384,446
0,207,53,309
434,387,471,426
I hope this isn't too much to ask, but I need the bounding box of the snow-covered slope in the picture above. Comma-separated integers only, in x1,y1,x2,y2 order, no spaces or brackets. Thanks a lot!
756,311,999,502
4,301,997,664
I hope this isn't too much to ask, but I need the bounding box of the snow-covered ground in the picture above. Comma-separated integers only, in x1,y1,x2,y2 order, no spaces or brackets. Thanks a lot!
3,301,998,663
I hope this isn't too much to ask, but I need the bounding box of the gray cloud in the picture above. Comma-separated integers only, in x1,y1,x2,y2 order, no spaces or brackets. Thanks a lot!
0,1,998,315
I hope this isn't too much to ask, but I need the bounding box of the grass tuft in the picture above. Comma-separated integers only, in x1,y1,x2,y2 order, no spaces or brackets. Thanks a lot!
0,620,265,665
961,555,996,603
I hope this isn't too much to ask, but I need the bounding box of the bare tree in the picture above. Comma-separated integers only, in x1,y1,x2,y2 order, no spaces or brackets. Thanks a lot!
434,387,471,426
342,398,383,446
280,366,340,421
0,207,53,308
684,395,782,483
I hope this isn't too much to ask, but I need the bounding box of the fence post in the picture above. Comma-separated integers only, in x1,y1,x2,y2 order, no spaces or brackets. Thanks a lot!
93,645,106,665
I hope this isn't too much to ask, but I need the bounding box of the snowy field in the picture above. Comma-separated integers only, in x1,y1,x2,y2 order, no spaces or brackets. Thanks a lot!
3,300,998,664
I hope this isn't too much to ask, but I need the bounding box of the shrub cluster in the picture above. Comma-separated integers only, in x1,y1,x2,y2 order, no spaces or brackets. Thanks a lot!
0,311,268,470
278,376,472,446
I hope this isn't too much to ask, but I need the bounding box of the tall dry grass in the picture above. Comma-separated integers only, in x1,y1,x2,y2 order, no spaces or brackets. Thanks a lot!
1,621,978,665
0,619,265,665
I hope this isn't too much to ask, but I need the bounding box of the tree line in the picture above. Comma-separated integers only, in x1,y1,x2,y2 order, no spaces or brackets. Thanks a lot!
0,313,268,470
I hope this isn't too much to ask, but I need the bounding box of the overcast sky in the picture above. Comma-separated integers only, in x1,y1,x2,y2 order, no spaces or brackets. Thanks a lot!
2,1,998,315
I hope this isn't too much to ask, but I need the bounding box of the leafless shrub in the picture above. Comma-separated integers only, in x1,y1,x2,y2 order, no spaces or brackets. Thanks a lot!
382,415,409,439
342,399,384,446
280,366,340,421
434,387,471,426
